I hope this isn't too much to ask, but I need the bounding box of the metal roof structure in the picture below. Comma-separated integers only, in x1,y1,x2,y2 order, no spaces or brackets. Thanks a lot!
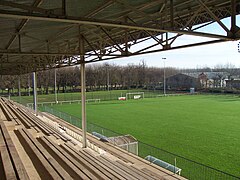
0,0,240,75
1,0,240,165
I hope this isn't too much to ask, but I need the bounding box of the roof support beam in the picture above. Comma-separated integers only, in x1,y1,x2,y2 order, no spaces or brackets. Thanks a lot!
4,0,42,50
127,17,163,45
101,27,125,53
135,21,214,54
85,0,114,17
113,0,157,24
83,36,102,60
87,39,226,64
0,50,122,57
30,1,115,54
0,1,48,14
197,0,230,33
0,9,232,40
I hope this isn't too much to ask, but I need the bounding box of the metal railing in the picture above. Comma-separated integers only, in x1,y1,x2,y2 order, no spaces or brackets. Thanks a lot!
42,106,240,180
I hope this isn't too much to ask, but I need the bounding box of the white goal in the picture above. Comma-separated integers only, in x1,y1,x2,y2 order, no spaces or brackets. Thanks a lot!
126,92,144,100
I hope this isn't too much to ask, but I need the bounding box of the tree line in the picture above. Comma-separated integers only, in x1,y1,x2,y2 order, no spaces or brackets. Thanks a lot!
0,61,239,95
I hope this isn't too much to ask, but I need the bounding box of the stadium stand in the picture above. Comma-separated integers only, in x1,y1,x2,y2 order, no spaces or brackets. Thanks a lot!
0,97,185,179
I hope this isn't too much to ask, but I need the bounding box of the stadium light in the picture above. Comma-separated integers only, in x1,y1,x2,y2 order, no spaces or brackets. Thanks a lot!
162,58,166,96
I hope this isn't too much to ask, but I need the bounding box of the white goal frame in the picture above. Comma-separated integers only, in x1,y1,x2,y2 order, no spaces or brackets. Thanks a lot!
126,92,144,100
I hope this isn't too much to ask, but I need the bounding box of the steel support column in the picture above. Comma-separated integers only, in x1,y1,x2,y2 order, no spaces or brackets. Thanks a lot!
28,74,30,96
80,35,87,148
231,0,237,37
33,72,38,115
18,75,21,98
54,68,58,104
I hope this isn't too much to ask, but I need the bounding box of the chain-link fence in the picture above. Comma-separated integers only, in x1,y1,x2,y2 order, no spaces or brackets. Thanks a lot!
42,106,240,180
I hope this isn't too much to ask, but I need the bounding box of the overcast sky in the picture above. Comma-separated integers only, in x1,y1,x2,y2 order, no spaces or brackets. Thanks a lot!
101,16,240,69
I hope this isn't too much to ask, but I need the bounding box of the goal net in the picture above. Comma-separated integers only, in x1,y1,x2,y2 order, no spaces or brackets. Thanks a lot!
126,92,144,100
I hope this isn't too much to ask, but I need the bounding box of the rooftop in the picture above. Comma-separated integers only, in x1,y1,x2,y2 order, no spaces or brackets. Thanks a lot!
0,0,239,75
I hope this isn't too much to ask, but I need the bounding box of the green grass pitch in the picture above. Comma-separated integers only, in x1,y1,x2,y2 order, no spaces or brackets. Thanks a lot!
51,94,240,176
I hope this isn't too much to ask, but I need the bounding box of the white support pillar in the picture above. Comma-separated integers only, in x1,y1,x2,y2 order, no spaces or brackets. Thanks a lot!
18,76,21,98
54,68,58,104
28,74,31,96
80,35,87,148
33,72,38,115
162,58,166,96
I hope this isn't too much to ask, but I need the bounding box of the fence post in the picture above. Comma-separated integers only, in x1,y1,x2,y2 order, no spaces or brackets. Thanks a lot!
174,158,176,174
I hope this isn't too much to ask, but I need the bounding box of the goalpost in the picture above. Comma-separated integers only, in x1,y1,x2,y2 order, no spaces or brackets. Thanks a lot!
126,92,144,100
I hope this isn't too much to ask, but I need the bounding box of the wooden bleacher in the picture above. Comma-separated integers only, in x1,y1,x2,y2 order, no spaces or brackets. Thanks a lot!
0,121,29,180
0,97,186,180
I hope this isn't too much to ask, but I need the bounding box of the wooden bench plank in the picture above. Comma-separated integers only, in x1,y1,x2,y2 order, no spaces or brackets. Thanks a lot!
5,104,18,120
6,102,69,142
39,136,93,179
19,109,65,139
64,142,127,180
46,114,134,164
0,125,17,180
0,122,29,180
14,128,63,179
101,154,152,180
14,107,40,129
43,114,135,164
9,108,33,129
126,163,160,180
0,101,19,124
82,147,134,180
17,107,58,136
142,168,173,180
60,144,112,180
94,154,138,180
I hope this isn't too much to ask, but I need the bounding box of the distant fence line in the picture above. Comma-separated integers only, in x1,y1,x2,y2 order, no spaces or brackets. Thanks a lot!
14,89,196,105
26,99,100,108
42,105,240,180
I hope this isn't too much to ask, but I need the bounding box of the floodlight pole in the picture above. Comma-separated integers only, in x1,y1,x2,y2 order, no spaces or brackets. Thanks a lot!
54,68,58,104
80,35,87,148
106,64,110,91
162,58,166,96
33,72,38,115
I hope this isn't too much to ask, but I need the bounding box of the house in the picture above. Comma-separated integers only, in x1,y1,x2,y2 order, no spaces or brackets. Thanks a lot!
166,73,201,90
226,80,240,89
225,76,240,89
184,72,229,88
